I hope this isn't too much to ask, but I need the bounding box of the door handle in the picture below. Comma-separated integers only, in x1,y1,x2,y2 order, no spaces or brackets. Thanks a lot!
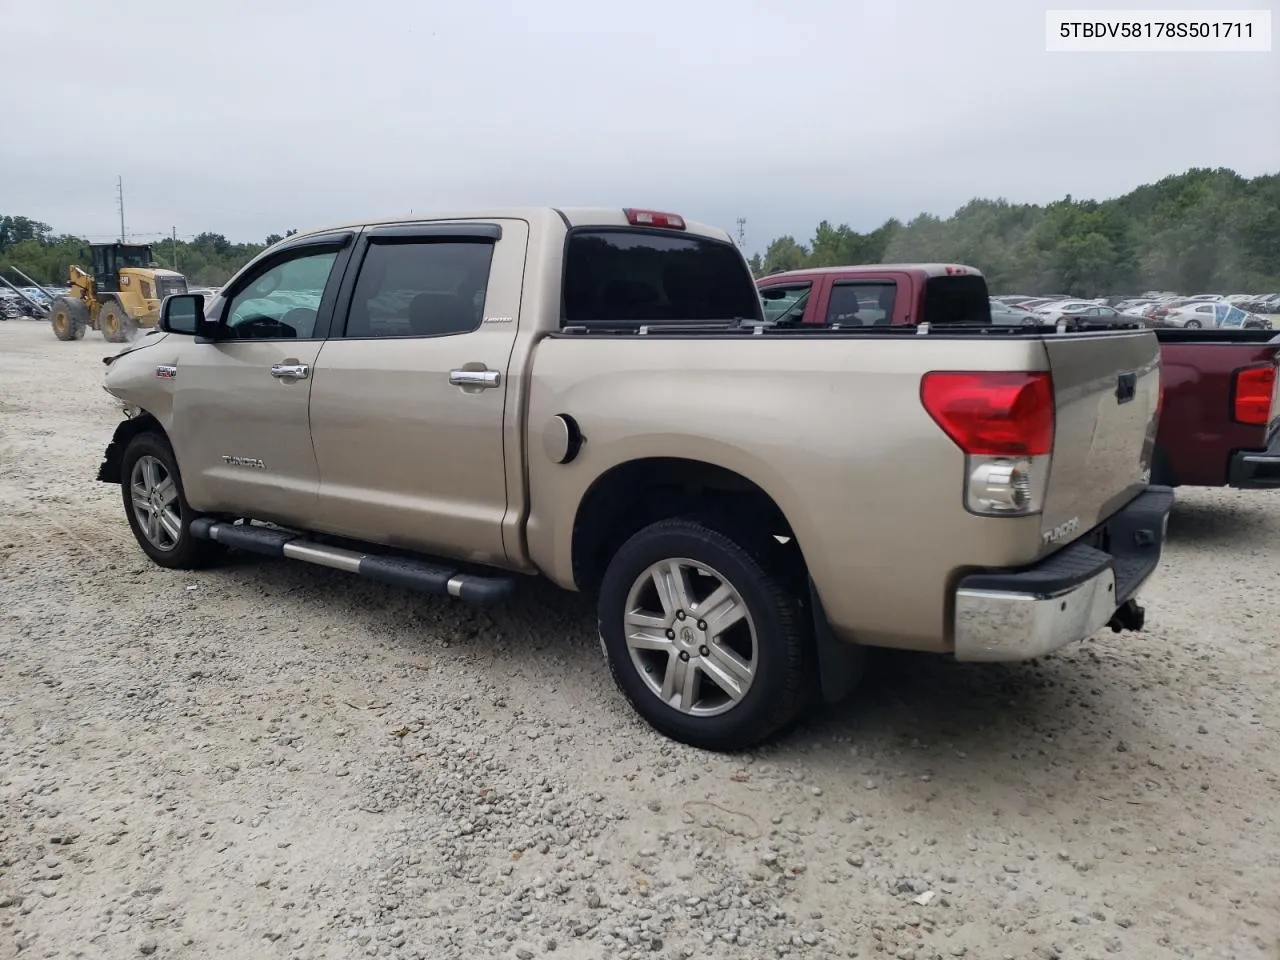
449,369,500,388
271,363,310,380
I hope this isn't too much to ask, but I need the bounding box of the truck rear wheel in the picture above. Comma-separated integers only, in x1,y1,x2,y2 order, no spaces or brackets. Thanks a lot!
597,517,816,751
120,432,225,570
99,300,137,343
50,297,88,341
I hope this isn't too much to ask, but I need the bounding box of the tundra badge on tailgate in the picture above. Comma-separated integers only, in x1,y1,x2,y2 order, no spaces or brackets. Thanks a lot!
1042,516,1080,545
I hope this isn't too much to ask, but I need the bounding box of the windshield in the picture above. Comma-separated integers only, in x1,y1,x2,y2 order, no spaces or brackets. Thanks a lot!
563,229,762,324
117,246,153,269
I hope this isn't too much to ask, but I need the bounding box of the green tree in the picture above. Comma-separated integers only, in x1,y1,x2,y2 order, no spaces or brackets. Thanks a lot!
750,167,1280,295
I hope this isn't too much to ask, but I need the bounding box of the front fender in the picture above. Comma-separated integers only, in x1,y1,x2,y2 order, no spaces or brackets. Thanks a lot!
96,413,163,484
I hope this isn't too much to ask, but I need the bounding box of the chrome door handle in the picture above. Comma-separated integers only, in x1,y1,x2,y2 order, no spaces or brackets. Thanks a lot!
449,369,500,388
270,363,310,379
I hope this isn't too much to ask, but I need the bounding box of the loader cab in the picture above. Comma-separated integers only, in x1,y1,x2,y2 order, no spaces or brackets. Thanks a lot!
91,243,154,294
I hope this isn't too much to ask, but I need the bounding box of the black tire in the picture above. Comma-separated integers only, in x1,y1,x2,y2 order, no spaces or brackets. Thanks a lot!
99,299,137,343
1183,318,1201,329
49,297,88,341
119,431,225,570
597,517,816,751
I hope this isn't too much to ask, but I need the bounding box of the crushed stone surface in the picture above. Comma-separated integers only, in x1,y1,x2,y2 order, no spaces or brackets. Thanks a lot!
1,319,1278,959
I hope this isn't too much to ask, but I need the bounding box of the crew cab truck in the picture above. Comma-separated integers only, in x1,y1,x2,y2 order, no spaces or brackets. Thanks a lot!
760,265,1280,491
98,209,1173,751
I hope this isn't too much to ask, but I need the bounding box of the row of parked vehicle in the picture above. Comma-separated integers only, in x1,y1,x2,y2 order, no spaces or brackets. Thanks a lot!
991,292,1276,330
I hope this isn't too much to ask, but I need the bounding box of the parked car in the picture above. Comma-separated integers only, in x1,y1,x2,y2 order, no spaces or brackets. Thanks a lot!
1032,299,1099,319
1157,301,1266,329
92,215,1174,751
1244,294,1280,314
989,300,1038,325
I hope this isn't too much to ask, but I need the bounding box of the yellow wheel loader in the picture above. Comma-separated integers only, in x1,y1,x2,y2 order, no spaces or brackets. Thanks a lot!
48,243,188,343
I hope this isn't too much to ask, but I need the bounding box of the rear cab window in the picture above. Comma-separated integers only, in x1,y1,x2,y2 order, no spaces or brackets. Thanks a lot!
562,230,761,324
921,274,992,325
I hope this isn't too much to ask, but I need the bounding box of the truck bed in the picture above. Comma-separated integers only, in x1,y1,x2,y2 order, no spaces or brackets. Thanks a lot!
531,322,1160,651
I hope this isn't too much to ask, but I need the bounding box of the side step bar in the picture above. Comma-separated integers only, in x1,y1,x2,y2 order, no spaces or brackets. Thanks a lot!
189,519,516,606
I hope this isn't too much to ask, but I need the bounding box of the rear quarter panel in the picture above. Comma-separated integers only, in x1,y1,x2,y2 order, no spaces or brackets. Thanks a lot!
1156,338,1280,486
524,334,1057,652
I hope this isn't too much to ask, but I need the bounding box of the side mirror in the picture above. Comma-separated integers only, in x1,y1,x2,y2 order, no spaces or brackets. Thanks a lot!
160,293,212,336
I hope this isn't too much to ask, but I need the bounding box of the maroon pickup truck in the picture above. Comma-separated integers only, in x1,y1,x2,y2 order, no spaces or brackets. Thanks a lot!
758,265,1280,490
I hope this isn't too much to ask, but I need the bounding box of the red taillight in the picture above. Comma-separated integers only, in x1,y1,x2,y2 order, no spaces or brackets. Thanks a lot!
1233,364,1276,425
921,371,1055,457
624,208,686,230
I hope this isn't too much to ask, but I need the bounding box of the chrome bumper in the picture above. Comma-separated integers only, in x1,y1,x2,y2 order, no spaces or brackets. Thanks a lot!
952,486,1174,662
954,567,1122,661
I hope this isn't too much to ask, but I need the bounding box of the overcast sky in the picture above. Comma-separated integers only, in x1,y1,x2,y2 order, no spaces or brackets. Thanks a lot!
3,0,1276,254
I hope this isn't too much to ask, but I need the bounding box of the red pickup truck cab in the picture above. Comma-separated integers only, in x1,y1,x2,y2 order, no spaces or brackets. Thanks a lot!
757,263,990,328
758,265,1280,490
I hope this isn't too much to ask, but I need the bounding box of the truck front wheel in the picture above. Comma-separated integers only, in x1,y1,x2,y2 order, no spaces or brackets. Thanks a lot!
597,517,816,751
120,432,224,569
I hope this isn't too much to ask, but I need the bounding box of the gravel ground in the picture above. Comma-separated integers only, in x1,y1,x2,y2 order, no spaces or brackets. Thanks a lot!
1,318,1278,960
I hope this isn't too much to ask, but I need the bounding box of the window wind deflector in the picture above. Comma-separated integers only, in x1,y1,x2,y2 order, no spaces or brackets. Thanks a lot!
277,230,354,251
367,223,502,242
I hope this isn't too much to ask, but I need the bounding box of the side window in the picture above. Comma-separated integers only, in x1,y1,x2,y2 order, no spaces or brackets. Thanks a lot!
224,249,338,340
344,241,494,338
760,283,811,325
826,281,898,326
1196,305,1213,314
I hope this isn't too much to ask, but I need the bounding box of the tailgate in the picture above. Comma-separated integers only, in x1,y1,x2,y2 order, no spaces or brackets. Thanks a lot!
1037,331,1160,556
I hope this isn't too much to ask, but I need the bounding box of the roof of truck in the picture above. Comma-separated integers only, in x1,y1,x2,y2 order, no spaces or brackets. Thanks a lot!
275,207,734,248
760,264,985,281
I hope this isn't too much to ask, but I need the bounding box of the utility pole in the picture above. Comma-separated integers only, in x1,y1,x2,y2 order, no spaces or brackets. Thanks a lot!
736,218,747,249
116,176,126,242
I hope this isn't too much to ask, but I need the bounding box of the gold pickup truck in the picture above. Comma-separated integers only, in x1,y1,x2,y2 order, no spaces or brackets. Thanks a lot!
98,208,1173,750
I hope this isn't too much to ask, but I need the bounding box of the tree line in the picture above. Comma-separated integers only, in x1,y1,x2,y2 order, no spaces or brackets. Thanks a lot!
749,167,1279,296
0,216,291,288
5,166,1279,296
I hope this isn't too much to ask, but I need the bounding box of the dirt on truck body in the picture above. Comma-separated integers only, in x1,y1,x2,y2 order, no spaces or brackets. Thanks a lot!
98,207,1173,749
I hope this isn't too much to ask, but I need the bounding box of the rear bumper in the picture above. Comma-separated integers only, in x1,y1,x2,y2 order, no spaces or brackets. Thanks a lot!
1228,430,1280,489
953,486,1174,662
